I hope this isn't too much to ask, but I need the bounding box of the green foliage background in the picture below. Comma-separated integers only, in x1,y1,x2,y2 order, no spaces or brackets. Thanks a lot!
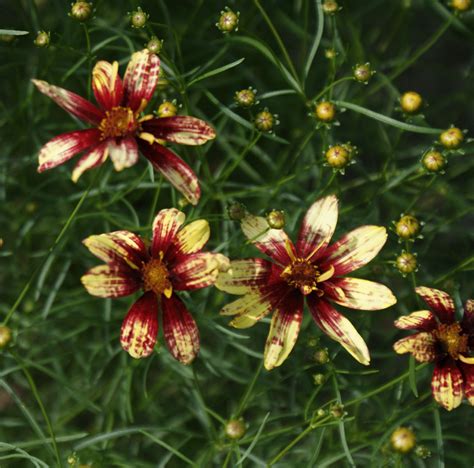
0,0,473,466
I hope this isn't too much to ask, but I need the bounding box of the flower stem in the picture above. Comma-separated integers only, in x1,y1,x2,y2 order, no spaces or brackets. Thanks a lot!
235,360,263,417
82,23,92,99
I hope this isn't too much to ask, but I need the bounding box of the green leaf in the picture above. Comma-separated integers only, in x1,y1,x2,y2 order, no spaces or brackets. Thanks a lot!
0,29,29,35
187,58,245,87
408,354,419,397
303,0,324,80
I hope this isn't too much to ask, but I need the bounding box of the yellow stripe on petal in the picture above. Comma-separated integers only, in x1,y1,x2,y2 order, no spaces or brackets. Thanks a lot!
264,295,303,370
81,265,140,298
151,208,186,256
394,310,436,330
71,141,109,183
215,259,272,295
415,286,455,323
175,220,210,254
393,332,436,362
92,60,123,109
173,252,224,290
431,362,463,411
329,277,397,311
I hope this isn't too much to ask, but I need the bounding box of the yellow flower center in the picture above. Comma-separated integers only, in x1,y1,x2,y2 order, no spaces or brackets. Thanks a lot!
142,257,172,297
434,323,468,359
99,106,138,139
281,258,322,296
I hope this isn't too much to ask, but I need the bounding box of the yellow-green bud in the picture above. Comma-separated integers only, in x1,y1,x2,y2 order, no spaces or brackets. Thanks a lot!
395,215,421,240
325,144,351,169
157,101,177,118
130,7,148,28
316,408,327,417
147,36,163,55
315,101,336,123
330,403,345,419
313,348,329,364
313,373,325,385
322,0,340,14
415,445,431,459
450,0,471,11
254,110,275,132
422,150,445,172
70,1,93,22
234,88,256,108
439,127,464,149
396,252,417,275
225,419,246,440
0,326,12,349
390,427,416,454
266,210,285,229
400,91,423,114
227,202,247,221
325,48,337,59
217,8,239,33
34,31,50,48
353,63,373,84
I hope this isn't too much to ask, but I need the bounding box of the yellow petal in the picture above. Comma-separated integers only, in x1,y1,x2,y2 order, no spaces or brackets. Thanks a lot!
393,332,436,362
215,259,272,295
175,219,210,254
394,310,436,330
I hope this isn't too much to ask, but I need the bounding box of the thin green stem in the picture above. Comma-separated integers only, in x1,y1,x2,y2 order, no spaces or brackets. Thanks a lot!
311,76,353,102
434,255,474,285
82,23,92,99
235,360,263,417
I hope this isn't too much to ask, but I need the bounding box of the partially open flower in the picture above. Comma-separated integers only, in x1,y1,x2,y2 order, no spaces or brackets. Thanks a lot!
216,195,396,370
400,91,423,114
394,288,474,410
390,427,416,454
82,208,227,363
70,1,93,22
440,127,464,149
34,31,50,48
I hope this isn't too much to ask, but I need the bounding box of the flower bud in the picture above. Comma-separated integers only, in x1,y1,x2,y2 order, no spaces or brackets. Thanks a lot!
390,427,416,454
227,202,247,221
316,408,327,417
129,7,149,28
266,210,285,229
0,238,3,249
177,197,189,209
254,109,275,132
396,252,417,275
225,419,246,440
315,101,336,123
415,445,431,459
450,0,471,11
313,348,329,364
330,403,345,419
400,91,423,114
147,36,163,55
0,326,12,349
395,215,421,240
217,7,239,33
34,31,50,48
422,150,445,173
439,127,464,149
157,101,177,118
325,144,351,169
234,88,257,108
70,1,93,22
325,48,337,59
322,0,341,14
313,373,326,385
353,63,373,84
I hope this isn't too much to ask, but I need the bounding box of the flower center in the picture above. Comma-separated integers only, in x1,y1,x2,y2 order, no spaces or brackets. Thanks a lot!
99,106,138,139
142,257,172,297
281,258,321,296
434,323,468,359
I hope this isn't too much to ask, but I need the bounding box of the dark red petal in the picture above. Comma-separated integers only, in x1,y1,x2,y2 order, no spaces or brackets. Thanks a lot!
120,292,159,359
151,208,186,257
71,139,109,182
139,141,200,205
92,61,124,110
415,286,455,324
460,362,474,406
32,79,104,125
162,294,200,364
172,252,222,291
81,264,141,298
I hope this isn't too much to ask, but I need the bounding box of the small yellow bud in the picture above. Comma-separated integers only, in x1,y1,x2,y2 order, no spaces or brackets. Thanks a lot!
225,419,246,440
313,348,329,364
395,215,421,240
450,0,471,11
325,48,337,59
322,0,340,14
254,110,275,132
157,101,177,118
129,7,149,28
325,144,351,169
147,36,163,55
217,8,239,33
390,427,416,454
439,127,464,149
70,1,93,22
330,403,345,419
422,150,445,172
0,326,12,349
415,445,431,459
313,373,326,385
227,202,247,221
234,88,257,108
34,31,50,48
315,101,336,123
396,252,417,275
353,63,373,84
266,210,285,229
400,91,423,114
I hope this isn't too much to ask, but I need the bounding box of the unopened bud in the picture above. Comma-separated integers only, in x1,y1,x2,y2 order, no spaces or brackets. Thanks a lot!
353,63,373,84
315,101,336,123
234,88,257,108
70,1,93,22
34,31,50,48
322,0,341,14
266,210,285,229
129,7,149,28
395,215,421,240
217,7,239,33
227,202,247,221
422,150,445,172
396,252,418,275
313,373,325,385
439,127,464,149
147,36,163,55
157,101,177,118
0,326,12,349
313,348,329,364
254,109,275,132
225,419,246,440
390,427,416,454
400,91,423,114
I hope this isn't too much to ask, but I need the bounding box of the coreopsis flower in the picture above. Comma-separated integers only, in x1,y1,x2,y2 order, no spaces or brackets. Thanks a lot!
394,287,474,411
216,195,396,370
32,49,215,204
81,208,228,363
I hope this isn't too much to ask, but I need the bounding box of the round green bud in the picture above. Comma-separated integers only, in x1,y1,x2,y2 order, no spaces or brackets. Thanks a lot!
390,427,416,454
325,144,351,169
227,202,247,221
217,8,239,33
440,127,464,149
396,252,417,275
157,101,177,118
395,215,421,240
266,210,285,229
400,91,423,114
147,36,163,55
254,110,274,132
322,0,340,14
316,408,327,417
313,373,326,385
225,419,246,440
325,48,337,59
234,88,256,108
330,403,345,419
422,150,445,172
130,7,148,28
34,31,50,48
0,326,12,349
353,63,373,83
313,348,329,364
70,1,93,22
315,101,336,123
415,445,431,459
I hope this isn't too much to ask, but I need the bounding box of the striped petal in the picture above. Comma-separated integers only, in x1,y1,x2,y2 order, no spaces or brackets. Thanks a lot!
241,215,296,265
120,292,158,359
172,219,210,256
296,195,338,259
71,140,109,183
461,299,474,335
142,116,216,145
415,287,455,324
320,226,388,276
162,294,199,365
172,253,222,291
215,258,273,295
394,310,437,331
308,296,370,365
139,141,200,205
151,208,186,257
32,79,103,125
108,137,139,171
460,363,474,406
37,129,101,173
83,230,147,270
264,292,303,370
431,361,463,411
326,277,397,310
92,60,124,110
123,49,160,111
393,332,436,362
81,264,140,298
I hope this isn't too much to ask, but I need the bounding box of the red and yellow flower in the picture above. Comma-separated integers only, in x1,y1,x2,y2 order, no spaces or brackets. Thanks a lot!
394,287,474,411
81,208,228,363
216,195,396,370
32,49,215,205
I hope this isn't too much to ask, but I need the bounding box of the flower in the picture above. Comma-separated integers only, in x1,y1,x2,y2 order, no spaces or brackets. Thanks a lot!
81,208,228,363
32,49,215,205
216,195,396,370
393,287,474,410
